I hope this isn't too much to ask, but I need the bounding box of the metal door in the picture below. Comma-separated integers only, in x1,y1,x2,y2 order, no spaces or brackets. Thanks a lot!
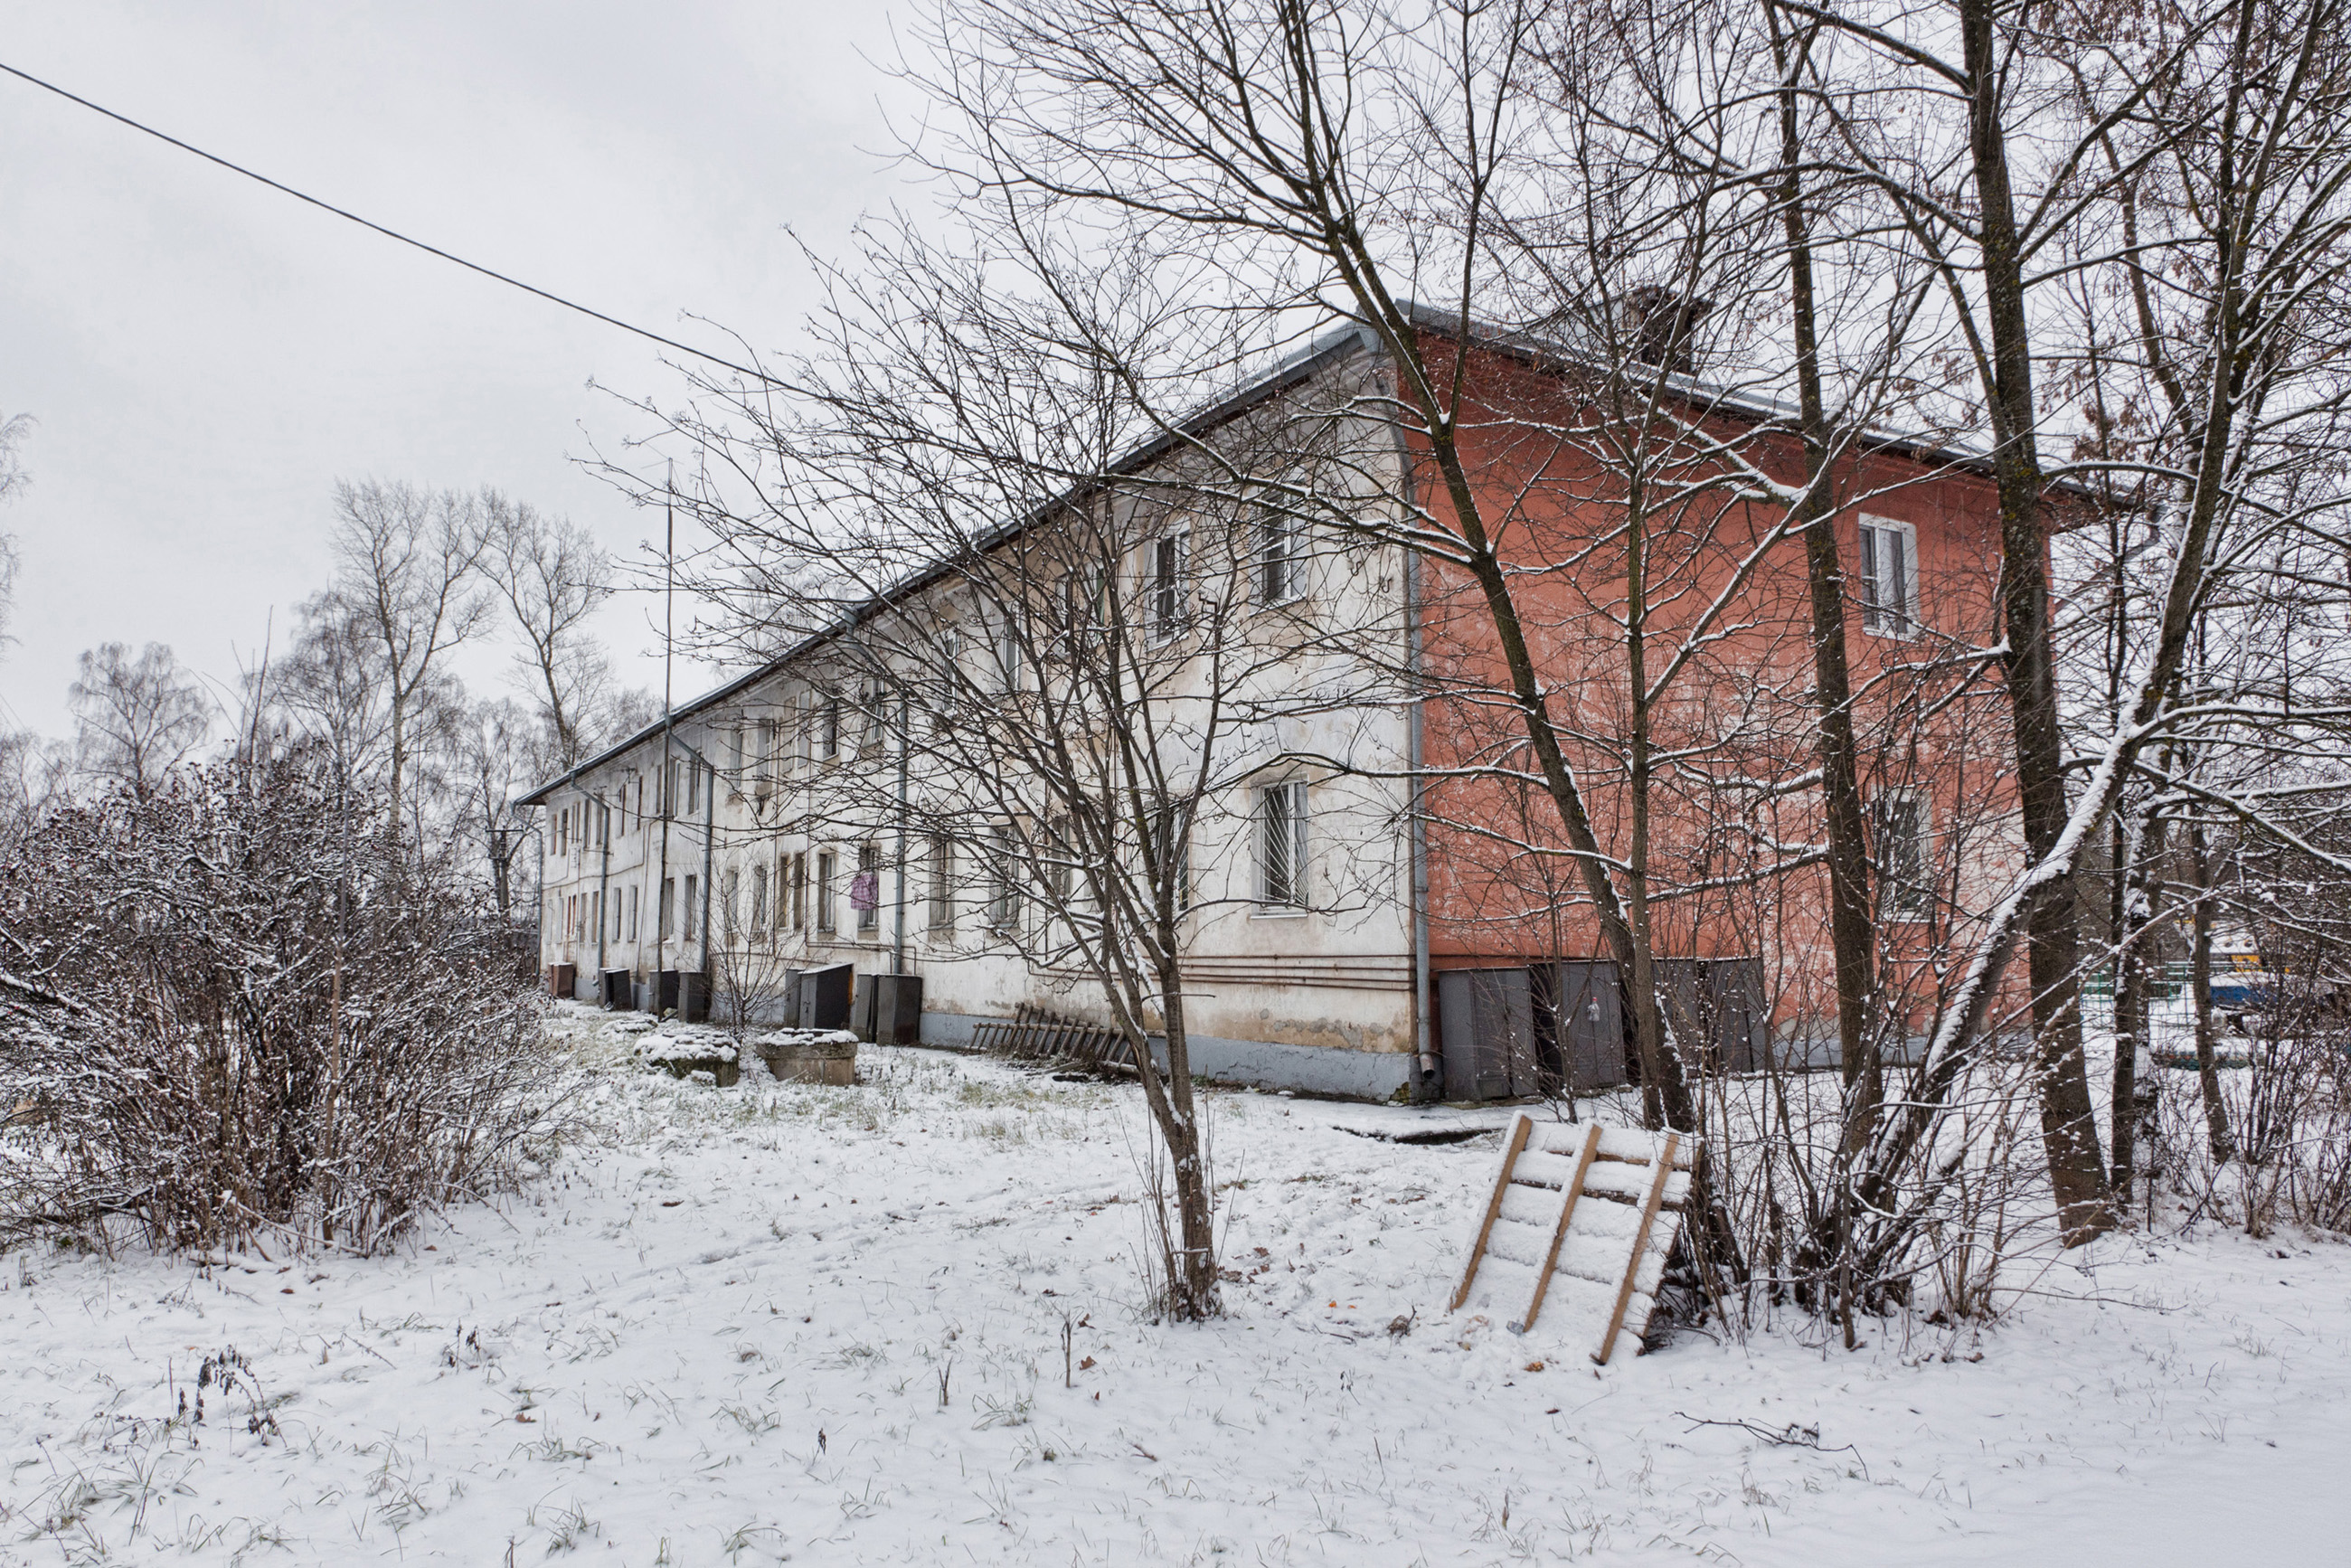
1437,968,1538,1100
1552,959,1626,1091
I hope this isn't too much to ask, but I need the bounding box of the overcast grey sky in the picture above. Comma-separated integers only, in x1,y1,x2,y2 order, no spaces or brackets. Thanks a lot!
0,1,921,740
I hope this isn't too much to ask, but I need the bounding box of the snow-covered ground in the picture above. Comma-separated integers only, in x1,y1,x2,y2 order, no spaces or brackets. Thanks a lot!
3,1014,2345,1565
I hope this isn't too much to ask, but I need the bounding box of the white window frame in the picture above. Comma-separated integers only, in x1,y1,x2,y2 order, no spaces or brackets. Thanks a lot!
1256,779,1310,910
987,827,1021,933
994,625,1024,695
856,842,883,934
936,630,962,721
927,835,955,934
1856,515,1921,638
1257,505,1302,607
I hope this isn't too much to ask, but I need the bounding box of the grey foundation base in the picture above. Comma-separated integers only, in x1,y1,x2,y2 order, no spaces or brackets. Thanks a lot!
918,1011,1414,1102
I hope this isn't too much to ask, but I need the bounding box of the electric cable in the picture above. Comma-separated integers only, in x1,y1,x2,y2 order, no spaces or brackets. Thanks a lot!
0,58,777,386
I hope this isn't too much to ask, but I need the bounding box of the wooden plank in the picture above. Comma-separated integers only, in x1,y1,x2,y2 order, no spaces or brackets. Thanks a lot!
1510,1148,1581,1190
1593,1131,1679,1365
1593,1125,1696,1166
1520,1121,1602,1333
1449,1113,1533,1312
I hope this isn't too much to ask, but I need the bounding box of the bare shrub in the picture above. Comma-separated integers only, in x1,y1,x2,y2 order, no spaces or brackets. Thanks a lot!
0,743,560,1255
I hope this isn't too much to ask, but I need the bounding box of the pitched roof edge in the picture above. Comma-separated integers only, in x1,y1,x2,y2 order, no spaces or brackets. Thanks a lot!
512,323,1379,808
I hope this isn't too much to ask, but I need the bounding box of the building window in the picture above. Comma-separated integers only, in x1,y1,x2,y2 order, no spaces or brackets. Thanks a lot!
626,884,638,942
659,877,675,940
1153,800,1192,912
556,808,569,857
988,827,1021,932
789,851,807,930
855,843,882,933
1150,533,1187,638
927,836,954,932
592,890,604,943
1857,516,1919,637
687,759,703,815
751,862,770,936
722,868,740,940
1046,817,1073,902
598,803,609,850
995,626,1023,695
823,694,843,761
756,720,778,798
1872,793,1931,919
684,874,700,940
564,894,577,944
936,631,961,723
1258,506,1298,605
816,850,837,934
1258,780,1308,907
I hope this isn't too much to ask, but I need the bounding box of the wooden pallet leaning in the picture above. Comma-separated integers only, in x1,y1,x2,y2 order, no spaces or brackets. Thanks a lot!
1448,1113,1695,1365
969,1004,1138,1073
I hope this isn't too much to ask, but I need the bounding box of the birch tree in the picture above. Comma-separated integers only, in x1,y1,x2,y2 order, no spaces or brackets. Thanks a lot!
67,641,213,798
325,479,490,845
482,491,618,770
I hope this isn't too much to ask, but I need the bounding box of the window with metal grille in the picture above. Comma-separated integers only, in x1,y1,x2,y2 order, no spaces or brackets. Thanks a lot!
816,851,836,934
1150,533,1187,638
1258,781,1308,907
1872,793,1931,918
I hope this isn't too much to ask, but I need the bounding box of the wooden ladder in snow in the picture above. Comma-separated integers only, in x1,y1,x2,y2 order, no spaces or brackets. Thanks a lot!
1449,1114,1695,1365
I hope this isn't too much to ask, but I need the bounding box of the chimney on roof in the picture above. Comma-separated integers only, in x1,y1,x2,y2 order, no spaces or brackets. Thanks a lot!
1623,287,1710,375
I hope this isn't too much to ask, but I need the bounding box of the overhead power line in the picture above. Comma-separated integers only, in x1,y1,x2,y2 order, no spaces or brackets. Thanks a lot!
0,59,776,386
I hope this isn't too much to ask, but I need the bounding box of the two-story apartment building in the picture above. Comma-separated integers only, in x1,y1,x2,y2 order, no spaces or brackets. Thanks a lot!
520,313,2023,1101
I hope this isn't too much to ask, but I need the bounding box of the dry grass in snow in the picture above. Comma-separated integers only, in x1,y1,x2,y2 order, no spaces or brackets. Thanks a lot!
0,1009,2345,1564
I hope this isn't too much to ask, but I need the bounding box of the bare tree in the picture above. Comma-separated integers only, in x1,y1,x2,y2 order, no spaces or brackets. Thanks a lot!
1804,0,2351,1260
264,592,393,801
612,219,1395,1319
325,479,490,840
481,491,618,770
0,411,28,658
67,641,214,798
